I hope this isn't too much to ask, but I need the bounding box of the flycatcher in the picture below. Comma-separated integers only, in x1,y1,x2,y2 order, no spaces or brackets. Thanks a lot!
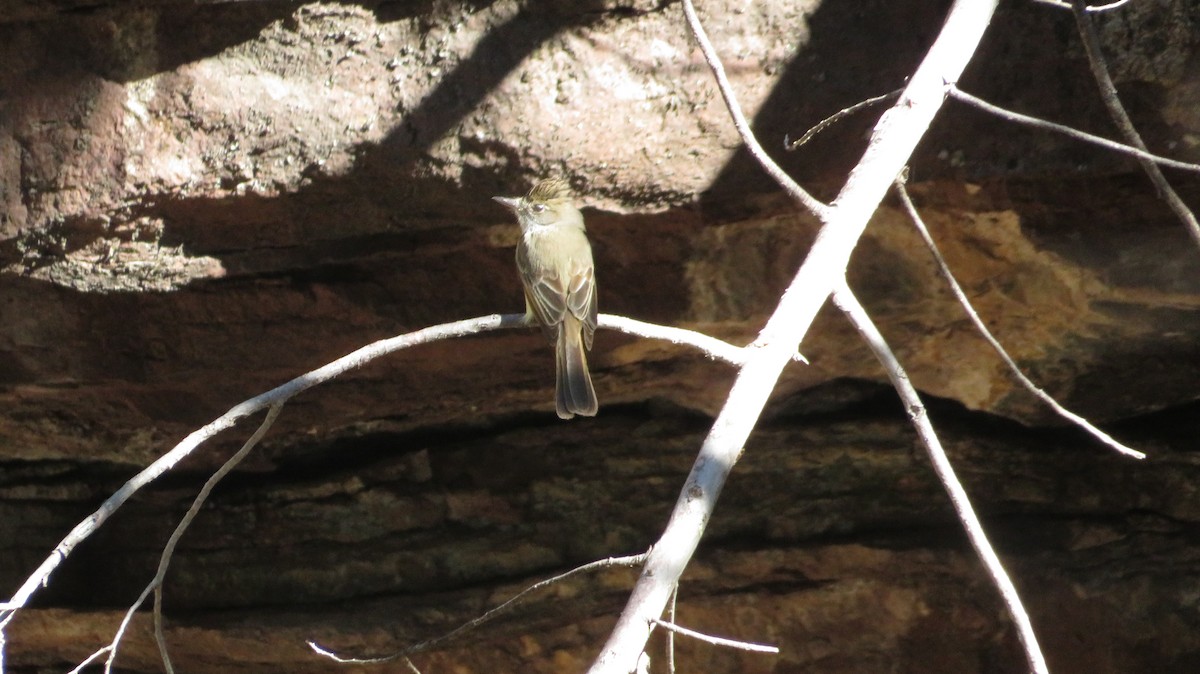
494,178,599,419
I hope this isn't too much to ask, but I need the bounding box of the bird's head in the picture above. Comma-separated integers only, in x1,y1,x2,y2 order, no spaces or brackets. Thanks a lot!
493,178,583,230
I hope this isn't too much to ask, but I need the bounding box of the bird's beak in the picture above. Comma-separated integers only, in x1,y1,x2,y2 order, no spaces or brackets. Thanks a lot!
492,196,521,211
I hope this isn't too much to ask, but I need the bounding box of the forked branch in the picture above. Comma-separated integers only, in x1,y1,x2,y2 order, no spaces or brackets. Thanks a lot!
588,1,1002,672
0,313,781,672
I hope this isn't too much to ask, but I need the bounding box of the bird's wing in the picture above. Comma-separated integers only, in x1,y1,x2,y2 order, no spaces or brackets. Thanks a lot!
517,241,568,331
527,274,569,327
566,264,597,350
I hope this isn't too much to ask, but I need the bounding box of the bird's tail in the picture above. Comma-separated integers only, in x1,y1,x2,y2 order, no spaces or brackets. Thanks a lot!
555,317,598,419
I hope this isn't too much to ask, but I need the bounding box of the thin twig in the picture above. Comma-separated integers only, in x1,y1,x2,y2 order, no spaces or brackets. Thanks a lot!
603,315,807,365
82,405,284,674
589,1,1001,672
1032,0,1131,12
681,0,829,218
830,280,1048,674
68,646,112,674
650,618,779,654
1070,0,1200,249
893,178,1145,460
785,89,902,151
155,404,283,673
310,553,649,664
946,87,1200,174
666,585,677,674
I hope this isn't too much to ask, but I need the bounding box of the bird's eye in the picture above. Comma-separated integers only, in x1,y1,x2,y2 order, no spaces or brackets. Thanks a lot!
531,203,547,213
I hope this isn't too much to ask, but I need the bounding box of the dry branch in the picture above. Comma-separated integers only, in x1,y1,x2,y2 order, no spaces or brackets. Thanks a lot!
1032,0,1131,13
1,315,522,627
650,618,778,654
785,88,901,151
587,1,1002,672
1069,0,1200,249
946,87,1200,174
311,553,649,664
894,178,1145,460
0,313,759,671
831,280,1048,674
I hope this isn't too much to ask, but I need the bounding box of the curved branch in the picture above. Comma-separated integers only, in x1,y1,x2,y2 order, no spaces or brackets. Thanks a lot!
152,404,283,673
785,88,902,151
894,179,1145,460
310,553,649,664
831,280,1048,674
1033,0,1131,13
69,404,284,674
0,315,518,627
680,0,829,218
0,314,756,632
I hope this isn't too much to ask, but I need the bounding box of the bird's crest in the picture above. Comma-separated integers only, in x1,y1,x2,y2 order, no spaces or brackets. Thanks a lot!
527,178,572,203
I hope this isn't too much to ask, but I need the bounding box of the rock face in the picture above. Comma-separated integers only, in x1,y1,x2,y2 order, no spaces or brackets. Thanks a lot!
3,1,1200,672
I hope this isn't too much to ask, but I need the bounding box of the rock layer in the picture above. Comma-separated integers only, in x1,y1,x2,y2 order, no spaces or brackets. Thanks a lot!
3,1,1200,672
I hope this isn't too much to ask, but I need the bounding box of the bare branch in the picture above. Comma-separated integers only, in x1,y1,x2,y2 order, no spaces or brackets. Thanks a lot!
785,89,902,151
76,404,284,673
830,280,1049,674
589,1,1001,672
310,553,649,664
894,178,1145,460
159,404,283,672
680,0,829,218
602,315,807,365
1070,0,1200,249
1,314,749,644
1,308,749,671
665,586,677,674
946,87,1200,174
1032,0,1132,13
68,646,110,674
0,314,523,626
650,618,779,654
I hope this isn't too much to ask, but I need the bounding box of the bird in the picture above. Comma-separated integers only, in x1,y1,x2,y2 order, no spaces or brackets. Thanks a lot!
493,178,598,419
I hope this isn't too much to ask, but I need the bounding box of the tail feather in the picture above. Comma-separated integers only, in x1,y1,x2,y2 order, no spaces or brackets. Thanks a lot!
555,320,598,419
